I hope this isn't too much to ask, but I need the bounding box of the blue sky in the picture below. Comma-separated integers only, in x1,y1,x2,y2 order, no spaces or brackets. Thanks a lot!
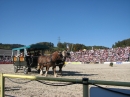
0,0,130,48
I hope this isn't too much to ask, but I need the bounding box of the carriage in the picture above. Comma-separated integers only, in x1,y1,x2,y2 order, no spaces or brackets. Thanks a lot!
12,44,49,74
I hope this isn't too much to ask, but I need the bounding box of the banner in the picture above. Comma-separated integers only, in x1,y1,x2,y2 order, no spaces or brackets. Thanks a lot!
65,62,82,64
104,62,130,65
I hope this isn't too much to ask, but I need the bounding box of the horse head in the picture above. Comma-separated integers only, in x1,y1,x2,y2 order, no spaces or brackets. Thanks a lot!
61,50,71,61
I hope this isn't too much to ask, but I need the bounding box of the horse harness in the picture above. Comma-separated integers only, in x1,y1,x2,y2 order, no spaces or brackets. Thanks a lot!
41,54,61,65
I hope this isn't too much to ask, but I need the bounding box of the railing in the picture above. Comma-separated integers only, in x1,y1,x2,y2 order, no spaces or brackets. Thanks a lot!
0,61,13,64
0,73,130,97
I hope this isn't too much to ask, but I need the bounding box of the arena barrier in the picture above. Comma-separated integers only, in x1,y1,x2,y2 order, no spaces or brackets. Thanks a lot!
104,62,130,65
0,73,130,97
65,62,130,65
65,62,82,64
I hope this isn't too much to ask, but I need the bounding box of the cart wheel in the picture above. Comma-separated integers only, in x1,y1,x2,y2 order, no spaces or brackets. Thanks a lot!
24,67,28,74
14,66,18,73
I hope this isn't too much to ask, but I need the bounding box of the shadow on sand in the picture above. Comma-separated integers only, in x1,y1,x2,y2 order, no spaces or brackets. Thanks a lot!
16,69,98,77
33,70,98,77
57,70,98,77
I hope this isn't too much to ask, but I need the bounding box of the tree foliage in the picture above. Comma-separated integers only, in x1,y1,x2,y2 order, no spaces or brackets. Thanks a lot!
112,38,130,48
57,42,108,51
1,38,129,51
33,42,54,48
0,43,24,50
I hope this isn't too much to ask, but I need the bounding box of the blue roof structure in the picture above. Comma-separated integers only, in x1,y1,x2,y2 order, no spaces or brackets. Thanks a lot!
12,44,49,51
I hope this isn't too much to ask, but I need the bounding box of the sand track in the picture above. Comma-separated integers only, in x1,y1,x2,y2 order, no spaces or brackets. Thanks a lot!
0,64,130,97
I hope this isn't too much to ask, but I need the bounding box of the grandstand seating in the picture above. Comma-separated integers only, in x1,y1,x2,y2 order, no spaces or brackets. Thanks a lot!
0,49,12,64
0,47,130,64
66,46,130,64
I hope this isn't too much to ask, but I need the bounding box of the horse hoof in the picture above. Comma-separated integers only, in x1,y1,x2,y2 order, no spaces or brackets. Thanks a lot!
40,73,43,75
44,74,47,77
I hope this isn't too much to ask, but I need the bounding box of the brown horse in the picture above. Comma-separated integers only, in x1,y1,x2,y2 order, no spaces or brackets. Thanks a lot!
55,50,71,75
37,51,63,77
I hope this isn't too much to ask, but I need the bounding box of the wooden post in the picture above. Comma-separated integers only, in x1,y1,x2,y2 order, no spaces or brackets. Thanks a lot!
82,78,89,97
0,73,4,97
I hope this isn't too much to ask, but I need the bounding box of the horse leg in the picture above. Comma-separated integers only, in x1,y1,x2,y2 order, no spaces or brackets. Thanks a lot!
59,65,63,76
53,66,57,77
44,66,49,77
37,63,43,75
37,63,40,70
40,69,43,75
40,65,43,75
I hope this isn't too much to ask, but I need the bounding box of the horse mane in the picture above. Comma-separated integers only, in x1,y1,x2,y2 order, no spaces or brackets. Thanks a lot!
51,51,61,62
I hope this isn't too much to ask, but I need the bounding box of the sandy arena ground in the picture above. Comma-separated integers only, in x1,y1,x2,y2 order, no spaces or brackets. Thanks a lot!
0,63,130,97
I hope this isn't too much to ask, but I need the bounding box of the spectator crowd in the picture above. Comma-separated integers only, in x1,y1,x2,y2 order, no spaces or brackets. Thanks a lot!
66,46,130,64
0,46,130,64
0,56,12,64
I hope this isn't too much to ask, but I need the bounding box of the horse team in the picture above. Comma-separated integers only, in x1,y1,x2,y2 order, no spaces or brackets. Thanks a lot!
37,50,71,77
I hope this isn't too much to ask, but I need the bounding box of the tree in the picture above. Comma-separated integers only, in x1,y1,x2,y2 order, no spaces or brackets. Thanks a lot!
113,38,130,47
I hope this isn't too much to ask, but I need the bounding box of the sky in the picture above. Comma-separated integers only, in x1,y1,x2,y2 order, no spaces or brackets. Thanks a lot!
0,0,130,48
